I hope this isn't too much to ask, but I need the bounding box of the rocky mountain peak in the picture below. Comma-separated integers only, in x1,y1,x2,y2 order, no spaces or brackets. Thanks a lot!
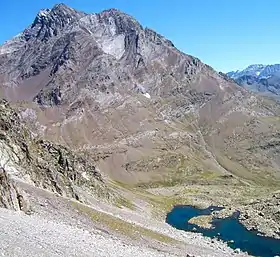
100,8,125,15
24,3,85,42
228,64,280,80
227,63,280,98
97,8,143,35
246,64,266,70
37,8,51,19
95,9,174,47
52,3,74,11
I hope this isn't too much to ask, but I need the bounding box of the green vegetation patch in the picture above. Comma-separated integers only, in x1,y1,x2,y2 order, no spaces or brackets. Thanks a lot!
189,215,213,229
71,201,179,244
114,196,135,210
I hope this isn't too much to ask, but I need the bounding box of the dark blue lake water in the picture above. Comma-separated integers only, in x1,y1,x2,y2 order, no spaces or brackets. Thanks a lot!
166,205,280,257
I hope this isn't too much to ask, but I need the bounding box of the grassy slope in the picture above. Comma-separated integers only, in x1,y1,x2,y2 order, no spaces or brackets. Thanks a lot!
71,200,179,244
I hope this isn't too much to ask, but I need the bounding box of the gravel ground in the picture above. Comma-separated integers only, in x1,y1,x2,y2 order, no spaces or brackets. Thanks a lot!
0,208,174,257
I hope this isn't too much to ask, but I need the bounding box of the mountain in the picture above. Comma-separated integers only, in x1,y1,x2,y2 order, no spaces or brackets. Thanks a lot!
227,64,280,97
1,3,280,186
228,64,280,80
0,3,280,251
228,64,265,79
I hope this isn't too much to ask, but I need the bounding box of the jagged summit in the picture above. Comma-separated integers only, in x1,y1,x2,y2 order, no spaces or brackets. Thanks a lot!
227,64,280,97
247,64,265,69
227,63,280,79
43,2,84,15
37,8,51,18
52,3,74,10
101,8,127,15
34,3,77,21
25,3,85,42
99,7,141,24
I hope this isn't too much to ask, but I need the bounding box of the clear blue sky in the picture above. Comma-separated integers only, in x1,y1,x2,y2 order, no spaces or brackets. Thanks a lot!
0,0,279,72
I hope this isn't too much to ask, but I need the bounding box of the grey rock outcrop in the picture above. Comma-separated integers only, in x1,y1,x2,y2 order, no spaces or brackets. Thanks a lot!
0,99,111,207
0,167,27,211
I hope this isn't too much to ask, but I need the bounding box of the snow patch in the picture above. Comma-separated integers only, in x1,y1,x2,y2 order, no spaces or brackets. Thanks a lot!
135,84,151,99
143,93,151,99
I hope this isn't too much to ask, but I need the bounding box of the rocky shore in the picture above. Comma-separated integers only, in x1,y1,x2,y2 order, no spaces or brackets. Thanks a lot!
188,192,280,240
149,185,280,240
238,192,280,239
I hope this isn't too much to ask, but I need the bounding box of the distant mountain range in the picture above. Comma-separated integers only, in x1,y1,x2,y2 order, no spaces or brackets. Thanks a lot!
227,64,280,97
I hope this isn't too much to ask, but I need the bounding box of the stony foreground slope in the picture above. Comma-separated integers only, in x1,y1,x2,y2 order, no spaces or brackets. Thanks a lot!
0,179,247,257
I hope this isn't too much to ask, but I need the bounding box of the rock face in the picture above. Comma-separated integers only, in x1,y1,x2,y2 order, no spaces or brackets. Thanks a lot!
1,4,280,186
0,99,110,210
227,64,280,98
239,192,280,238
0,167,25,211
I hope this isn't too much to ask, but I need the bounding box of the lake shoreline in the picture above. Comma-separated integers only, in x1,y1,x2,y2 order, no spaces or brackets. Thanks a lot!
171,202,280,240
166,205,280,257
